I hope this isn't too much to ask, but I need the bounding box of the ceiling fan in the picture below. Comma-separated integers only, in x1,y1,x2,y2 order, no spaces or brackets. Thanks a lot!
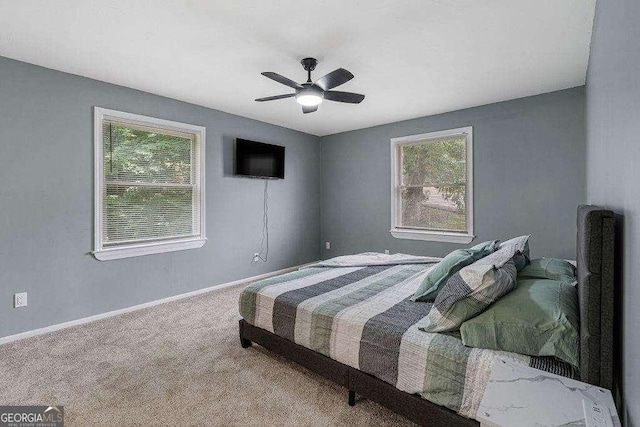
255,58,365,114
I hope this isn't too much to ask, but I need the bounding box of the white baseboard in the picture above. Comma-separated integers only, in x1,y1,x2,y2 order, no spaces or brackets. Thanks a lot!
0,261,318,346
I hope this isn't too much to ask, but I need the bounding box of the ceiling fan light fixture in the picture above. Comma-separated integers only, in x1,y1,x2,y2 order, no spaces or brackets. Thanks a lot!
296,94,323,106
296,89,323,106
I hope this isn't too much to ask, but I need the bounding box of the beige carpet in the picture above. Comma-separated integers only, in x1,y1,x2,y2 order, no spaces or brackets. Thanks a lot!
0,284,415,426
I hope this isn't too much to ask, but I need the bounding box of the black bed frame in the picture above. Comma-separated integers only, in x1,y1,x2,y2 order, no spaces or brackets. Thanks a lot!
238,206,616,426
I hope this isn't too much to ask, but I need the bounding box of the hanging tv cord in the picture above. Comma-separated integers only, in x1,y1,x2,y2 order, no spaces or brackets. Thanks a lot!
253,179,269,263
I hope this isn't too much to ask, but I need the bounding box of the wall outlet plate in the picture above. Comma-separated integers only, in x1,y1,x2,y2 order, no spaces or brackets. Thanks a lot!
384,249,390,254
325,242,331,250
583,399,613,427
14,292,27,308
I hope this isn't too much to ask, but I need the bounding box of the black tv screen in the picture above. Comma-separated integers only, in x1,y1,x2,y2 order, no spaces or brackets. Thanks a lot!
235,139,285,179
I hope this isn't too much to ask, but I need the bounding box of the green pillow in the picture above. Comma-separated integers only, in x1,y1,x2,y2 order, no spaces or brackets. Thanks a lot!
411,240,498,302
518,258,576,283
460,277,579,367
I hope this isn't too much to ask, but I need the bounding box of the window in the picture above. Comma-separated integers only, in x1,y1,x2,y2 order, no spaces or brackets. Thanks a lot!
93,107,206,260
390,127,473,243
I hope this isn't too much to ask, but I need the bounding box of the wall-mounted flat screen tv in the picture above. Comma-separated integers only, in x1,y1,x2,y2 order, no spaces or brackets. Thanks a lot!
235,138,285,179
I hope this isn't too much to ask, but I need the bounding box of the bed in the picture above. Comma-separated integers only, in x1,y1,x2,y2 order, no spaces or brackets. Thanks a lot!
238,205,615,426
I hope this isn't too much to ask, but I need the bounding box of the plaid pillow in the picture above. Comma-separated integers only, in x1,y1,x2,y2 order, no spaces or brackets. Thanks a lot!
498,235,531,271
418,244,519,332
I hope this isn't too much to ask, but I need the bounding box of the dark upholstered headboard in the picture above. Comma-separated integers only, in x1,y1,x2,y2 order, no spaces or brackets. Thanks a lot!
577,205,615,389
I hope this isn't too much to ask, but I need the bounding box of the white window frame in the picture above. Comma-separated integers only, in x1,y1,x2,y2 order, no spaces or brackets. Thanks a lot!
93,107,206,261
390,126,474,244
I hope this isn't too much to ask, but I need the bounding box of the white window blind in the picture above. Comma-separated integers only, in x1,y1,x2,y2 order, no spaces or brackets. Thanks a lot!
94,108,206,260
390,127,474,243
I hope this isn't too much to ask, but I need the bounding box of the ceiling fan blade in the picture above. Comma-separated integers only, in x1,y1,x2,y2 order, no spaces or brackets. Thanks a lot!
261,72,303,89
324,91,365,104
316,68,354,90
302,105,318,114
255,93,295,102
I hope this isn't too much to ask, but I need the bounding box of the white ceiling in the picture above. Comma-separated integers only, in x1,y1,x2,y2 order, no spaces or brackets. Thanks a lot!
0,0,595,136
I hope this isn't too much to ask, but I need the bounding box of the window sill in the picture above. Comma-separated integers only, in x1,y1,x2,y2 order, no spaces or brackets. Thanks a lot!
93,237,207,261
389,228,474,244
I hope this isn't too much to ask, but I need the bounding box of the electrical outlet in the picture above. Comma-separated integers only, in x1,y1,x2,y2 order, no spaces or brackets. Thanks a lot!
583,399,613,427
14,292,27,308
253,253,261,263
325,241,331,250
384,249,390,255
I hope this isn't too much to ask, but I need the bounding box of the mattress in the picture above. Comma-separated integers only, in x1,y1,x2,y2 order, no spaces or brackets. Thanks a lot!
239,255,576,420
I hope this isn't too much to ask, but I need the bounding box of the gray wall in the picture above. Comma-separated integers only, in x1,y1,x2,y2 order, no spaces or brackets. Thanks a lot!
586,0,640,425
321,87,586,260
0,56,321,338
0,55,589,354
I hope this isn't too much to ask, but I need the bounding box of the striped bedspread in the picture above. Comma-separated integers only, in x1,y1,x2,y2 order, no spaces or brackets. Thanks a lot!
239,254,576,420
